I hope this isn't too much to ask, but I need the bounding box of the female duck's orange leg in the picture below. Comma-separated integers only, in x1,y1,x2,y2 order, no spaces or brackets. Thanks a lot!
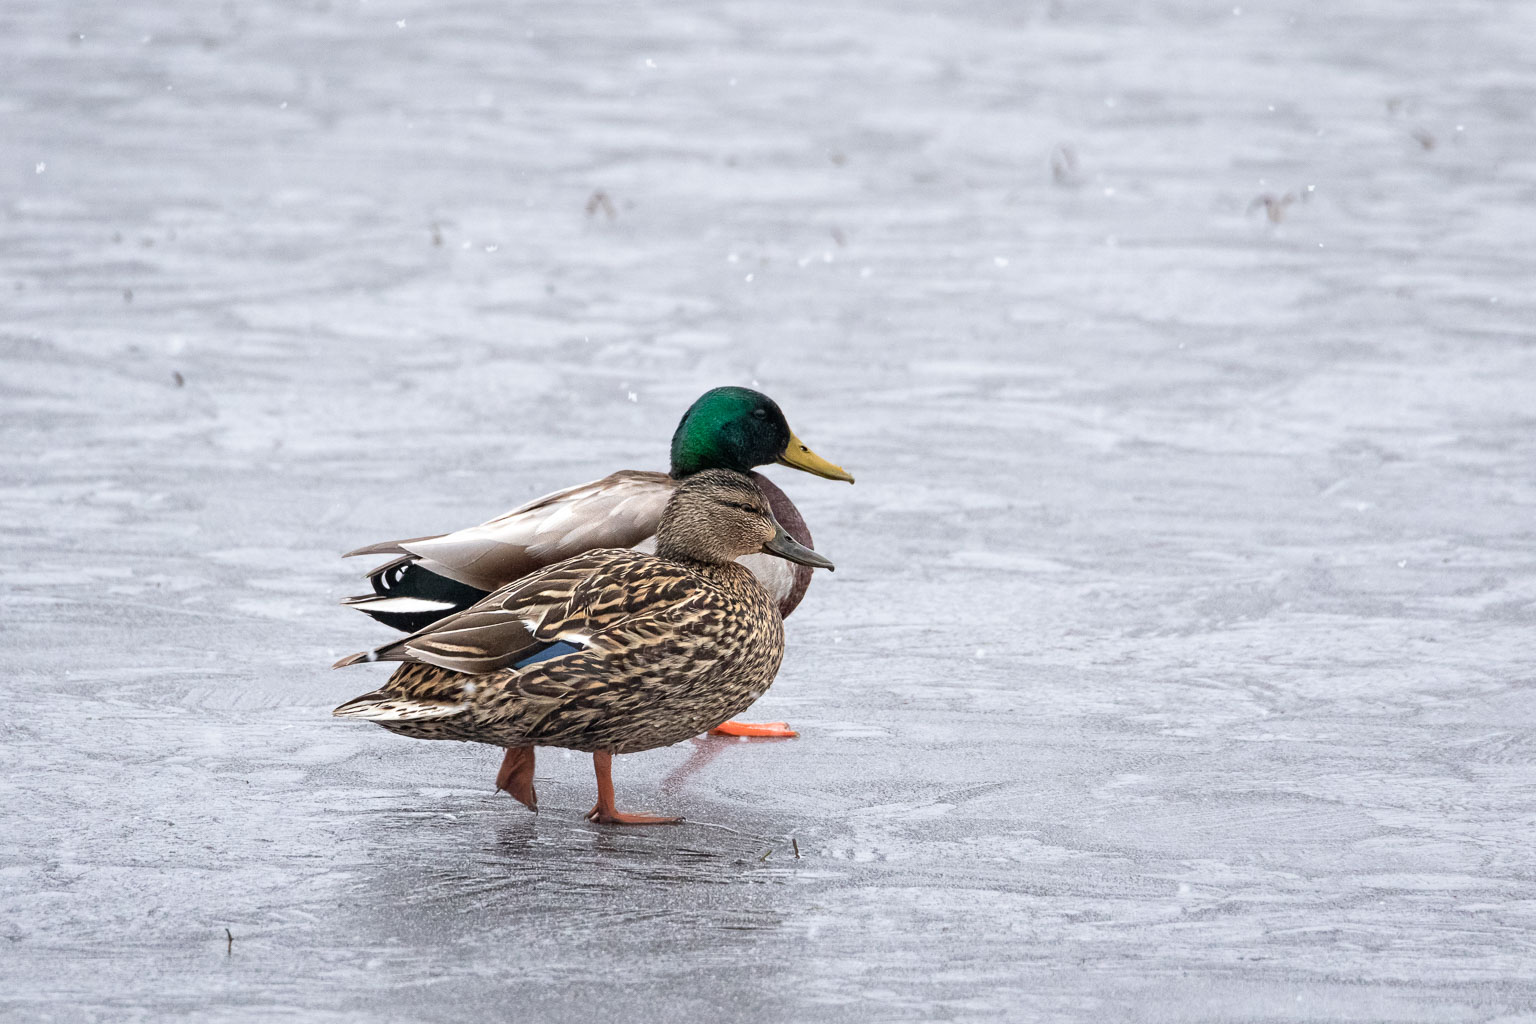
584,751,682,825
495,747,538,811
710,720,798,738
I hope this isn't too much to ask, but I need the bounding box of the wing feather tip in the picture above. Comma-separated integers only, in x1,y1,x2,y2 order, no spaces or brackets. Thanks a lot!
343,541,407,558
332,696,468,721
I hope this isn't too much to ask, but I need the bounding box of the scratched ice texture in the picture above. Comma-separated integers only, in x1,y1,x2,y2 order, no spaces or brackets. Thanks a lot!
2,0,1535,1020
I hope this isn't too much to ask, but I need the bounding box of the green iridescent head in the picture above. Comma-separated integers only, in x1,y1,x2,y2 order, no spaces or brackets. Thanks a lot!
668,387,854,483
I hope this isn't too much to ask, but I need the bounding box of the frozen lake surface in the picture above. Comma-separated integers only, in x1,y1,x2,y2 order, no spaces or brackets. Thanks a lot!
4,0,1536,1019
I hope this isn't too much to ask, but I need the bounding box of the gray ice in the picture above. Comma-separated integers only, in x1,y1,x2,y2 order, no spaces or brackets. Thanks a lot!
2,0,1535,1020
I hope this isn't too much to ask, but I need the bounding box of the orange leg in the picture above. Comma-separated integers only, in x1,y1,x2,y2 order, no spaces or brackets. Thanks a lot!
710,720,798,738
495,747,538,812
584,750,681,825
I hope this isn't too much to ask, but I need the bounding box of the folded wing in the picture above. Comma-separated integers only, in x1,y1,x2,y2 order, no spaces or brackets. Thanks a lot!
333,548,695,675
342,470,676,631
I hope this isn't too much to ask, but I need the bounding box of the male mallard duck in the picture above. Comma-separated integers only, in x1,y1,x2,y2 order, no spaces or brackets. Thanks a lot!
342,385,853,739
332,470,834,824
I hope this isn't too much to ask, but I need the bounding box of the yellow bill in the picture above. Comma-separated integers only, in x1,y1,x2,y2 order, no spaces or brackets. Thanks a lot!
777,430,855,483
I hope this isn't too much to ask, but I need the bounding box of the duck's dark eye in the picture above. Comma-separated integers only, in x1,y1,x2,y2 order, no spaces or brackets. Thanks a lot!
723,500,759,514
752,407,768,420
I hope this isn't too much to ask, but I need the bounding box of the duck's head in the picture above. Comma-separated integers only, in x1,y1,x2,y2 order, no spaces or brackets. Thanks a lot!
656,469,836,571
668,386,854,483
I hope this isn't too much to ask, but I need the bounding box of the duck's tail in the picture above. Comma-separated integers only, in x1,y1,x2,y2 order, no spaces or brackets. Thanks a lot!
341,555,490,634
331,689,468,722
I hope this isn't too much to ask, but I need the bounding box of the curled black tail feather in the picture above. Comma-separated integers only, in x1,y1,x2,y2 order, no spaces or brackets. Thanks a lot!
344,559,490,633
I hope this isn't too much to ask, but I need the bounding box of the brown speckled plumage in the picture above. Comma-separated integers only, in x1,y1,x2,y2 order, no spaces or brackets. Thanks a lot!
333,471,818,763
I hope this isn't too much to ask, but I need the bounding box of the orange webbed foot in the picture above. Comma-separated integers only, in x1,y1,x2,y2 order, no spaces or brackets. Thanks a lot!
709,720,799,738
495,747,538,812
584,804,683,826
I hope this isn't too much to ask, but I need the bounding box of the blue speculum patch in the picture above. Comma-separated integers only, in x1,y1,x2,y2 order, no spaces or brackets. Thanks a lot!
511,640,583,669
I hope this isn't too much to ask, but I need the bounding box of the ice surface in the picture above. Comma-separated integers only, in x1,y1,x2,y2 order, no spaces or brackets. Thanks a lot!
2,0,1535,1020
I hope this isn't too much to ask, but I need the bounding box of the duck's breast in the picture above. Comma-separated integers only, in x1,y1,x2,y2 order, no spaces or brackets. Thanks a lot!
748,471,814,619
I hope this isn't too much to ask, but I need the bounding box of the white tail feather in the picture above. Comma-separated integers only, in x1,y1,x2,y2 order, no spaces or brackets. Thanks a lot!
345,596,460,614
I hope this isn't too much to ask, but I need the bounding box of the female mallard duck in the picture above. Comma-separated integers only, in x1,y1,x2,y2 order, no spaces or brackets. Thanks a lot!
342,385,853,738
332,470,834,824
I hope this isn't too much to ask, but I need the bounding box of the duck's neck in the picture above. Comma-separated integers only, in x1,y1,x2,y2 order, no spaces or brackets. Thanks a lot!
654,534,739,566
669,443,753,479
